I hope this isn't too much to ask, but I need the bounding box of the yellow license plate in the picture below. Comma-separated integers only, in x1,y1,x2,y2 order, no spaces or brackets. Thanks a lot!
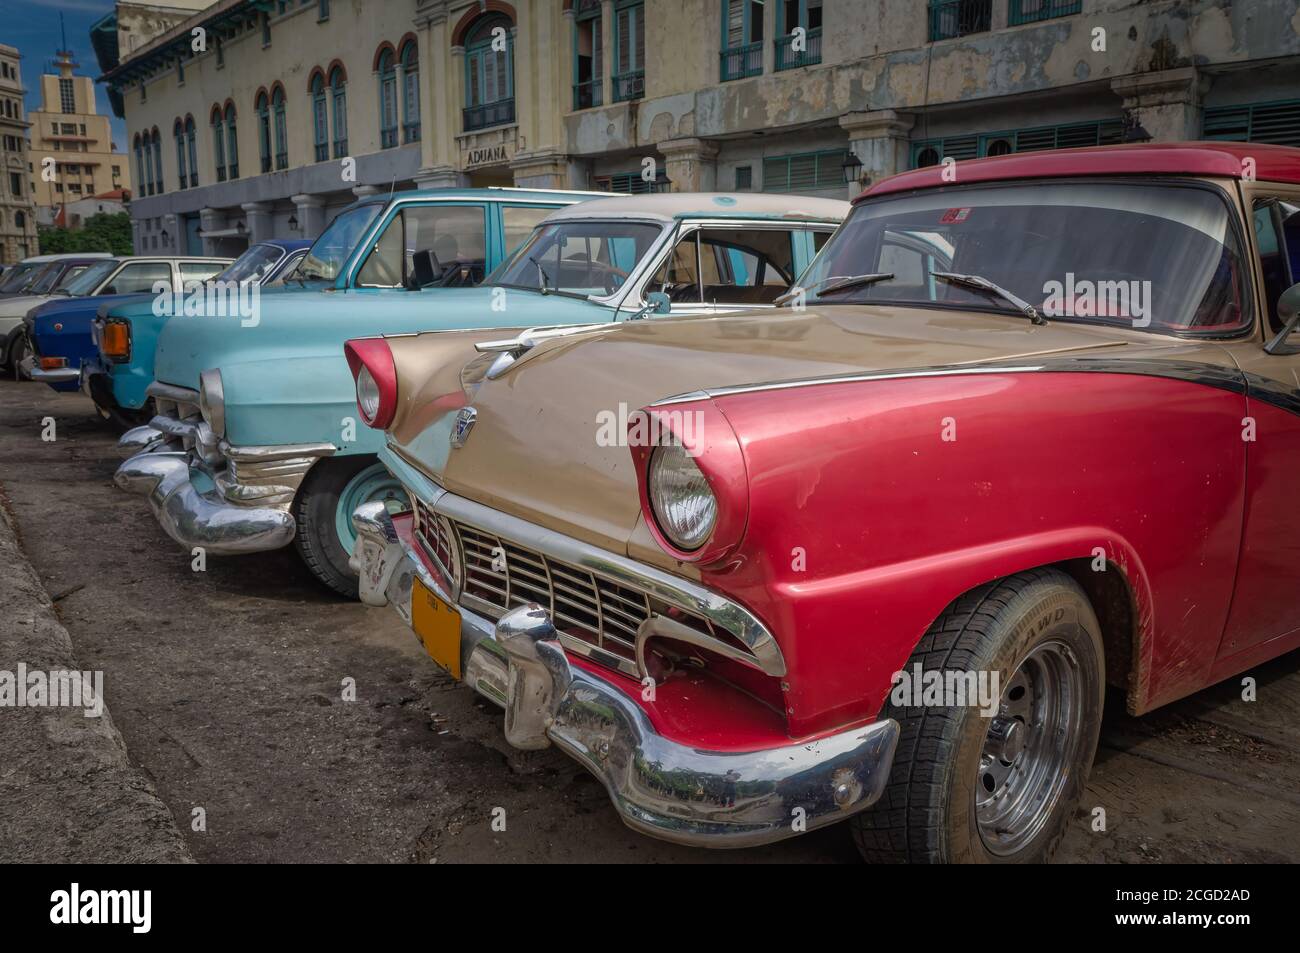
411,578,462,679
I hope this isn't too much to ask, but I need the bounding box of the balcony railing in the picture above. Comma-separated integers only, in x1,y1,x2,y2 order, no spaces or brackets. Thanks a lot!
381,127,398,149
275,151,287,170
189,173,198,188
333,138,347,158
1008,0,1082,26
463,98,516,132
612,70,644,103
775,28,821,71
929,0,992,41
314,142,328,162
720,41,763,82
260,155,272,173
573,78,603,111
403,121,420,143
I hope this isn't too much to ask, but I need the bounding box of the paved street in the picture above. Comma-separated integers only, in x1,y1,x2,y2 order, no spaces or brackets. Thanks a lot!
1,378,1297,863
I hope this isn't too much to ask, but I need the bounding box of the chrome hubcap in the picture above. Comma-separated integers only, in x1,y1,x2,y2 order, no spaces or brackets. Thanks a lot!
975,639,1083,856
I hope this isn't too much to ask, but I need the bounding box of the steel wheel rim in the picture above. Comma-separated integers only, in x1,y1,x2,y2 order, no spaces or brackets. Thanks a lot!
333,463,407,556
975,639,1083,856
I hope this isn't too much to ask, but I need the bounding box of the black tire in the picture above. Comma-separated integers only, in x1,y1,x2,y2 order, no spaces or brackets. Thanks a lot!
851,568,1104,864
292,455,380,599
92,396,154,434
7,332,27,380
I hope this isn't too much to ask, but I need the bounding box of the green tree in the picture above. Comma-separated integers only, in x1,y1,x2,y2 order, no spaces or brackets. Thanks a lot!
36,212,133,257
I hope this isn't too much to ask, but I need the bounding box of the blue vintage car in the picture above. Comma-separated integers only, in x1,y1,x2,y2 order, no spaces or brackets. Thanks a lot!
114,192,848,597
35,240,309,426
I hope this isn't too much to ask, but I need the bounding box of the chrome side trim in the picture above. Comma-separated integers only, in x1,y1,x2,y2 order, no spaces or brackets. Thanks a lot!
652,356,1250,406
146,381,200,403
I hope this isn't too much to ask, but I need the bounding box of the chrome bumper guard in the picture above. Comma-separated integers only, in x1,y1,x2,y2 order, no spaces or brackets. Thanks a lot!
114,451,297,554
20,355,79,383
350,500,899,848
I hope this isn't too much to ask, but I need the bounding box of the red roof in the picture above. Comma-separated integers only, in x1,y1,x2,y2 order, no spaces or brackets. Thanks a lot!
92,189,129,200
859,142,1300,201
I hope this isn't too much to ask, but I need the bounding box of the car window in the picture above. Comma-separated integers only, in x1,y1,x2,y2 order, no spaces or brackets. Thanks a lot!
61,259,119,295
1253,198,1300,333
800,182,1250,334
0,262,39,292
108,262,172,295
357,205,488,289
298,203,384,283
31,264,73,294
502,205,556,258
489,220,662,297
216,245,284,283
652,228,797,305
181,262,226,283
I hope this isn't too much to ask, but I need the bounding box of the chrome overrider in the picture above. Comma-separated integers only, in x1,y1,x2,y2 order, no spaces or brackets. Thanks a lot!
114,381,335,554
349,490,900,848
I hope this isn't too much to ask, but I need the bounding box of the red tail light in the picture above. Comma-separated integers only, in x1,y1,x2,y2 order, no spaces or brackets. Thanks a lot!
343,337,398,429
629,400,749,566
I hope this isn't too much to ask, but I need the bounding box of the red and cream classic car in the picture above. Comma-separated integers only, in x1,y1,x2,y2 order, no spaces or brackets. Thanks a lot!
345,143,1300,862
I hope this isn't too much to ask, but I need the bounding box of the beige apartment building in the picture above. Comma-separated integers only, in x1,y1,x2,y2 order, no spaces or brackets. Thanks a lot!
98,0,1300,256
0,44,38,264
27,50,132,222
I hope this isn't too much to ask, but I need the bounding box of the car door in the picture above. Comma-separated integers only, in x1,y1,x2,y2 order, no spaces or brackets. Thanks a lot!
1215,181,1300,659
101,260,173,295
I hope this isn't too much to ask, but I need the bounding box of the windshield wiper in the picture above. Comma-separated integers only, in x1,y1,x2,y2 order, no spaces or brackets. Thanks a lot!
529,256,553,295
774,273,894,306
931,272,1047,325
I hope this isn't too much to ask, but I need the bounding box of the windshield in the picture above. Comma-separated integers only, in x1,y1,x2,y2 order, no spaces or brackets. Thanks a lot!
59,259,120,296
297,204,384,282
0,262,40,292
31,263,80,294
488,220,663,297
218,243,285,283
797,182,1249,334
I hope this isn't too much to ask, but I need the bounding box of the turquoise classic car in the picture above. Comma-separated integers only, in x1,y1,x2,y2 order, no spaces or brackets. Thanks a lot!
115,192,848,597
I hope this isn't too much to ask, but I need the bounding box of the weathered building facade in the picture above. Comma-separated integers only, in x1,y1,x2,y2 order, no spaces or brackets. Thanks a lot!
100,0,1300,254
0,43,39,264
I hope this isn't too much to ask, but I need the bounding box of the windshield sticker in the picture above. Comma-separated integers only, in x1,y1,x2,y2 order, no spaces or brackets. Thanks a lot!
940,208,972,224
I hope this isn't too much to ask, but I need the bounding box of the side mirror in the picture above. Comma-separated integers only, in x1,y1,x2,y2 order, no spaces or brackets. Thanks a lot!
102,286,116,295
1264,283,1300,355
645,291,671,315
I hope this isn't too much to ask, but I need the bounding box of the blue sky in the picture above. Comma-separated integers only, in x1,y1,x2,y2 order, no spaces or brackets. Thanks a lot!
9,0,128,151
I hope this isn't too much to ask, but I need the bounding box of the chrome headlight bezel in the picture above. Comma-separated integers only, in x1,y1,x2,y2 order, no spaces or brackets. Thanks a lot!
356,363,381,424
647,443,717,552
198,368,226,438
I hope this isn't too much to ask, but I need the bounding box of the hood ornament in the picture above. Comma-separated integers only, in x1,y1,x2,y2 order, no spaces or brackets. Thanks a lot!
450,407,477,449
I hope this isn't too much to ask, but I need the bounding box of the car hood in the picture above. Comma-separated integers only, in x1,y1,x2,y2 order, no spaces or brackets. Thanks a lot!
387,305,1218,557
151,286,608,392
29,292,149,329
0,293,57,321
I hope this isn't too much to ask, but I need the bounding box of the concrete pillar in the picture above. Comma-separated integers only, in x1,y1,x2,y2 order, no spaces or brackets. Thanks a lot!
414,166,468,189
839,109,916,197
1111,67,1205,143
599,0,614,107
352,185,382,198
198,207,225,256
511,150,570,189
658,137,719,192
761,0,777,75
291,194,327,239
240,201,273,244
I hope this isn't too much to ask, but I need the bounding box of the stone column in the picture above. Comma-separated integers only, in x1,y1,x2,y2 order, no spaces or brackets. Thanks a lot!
198,207,225,256
658,137,719,192
511,149,571,189
599,0,614,107
291,194,327,239
1111,67,1205,143
839,109,916,197
414,166,468,189
240,201,273,244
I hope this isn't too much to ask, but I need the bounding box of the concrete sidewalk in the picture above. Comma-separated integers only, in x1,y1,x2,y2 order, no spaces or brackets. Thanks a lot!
0,486,192,863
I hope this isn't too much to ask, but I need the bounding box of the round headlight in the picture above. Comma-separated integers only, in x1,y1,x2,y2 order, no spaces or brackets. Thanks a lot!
356,364,381,423
648,443,716,551
198,368,225,437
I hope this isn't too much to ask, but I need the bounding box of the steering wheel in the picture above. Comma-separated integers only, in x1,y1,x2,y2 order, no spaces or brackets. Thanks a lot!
586,260,630,295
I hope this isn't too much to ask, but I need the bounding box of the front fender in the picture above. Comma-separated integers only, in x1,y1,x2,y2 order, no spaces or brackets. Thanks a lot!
699,369,1246,736
220,353,381,454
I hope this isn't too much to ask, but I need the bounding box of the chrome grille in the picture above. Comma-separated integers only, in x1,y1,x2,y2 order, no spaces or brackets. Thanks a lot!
414,504,728,676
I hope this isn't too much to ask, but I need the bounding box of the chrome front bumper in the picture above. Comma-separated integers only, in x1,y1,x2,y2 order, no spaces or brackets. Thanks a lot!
19,355,78,383
114,403,335,553
350,500,899,849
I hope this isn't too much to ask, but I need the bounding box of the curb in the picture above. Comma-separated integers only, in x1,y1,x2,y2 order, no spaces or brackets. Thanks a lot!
0,485,194,863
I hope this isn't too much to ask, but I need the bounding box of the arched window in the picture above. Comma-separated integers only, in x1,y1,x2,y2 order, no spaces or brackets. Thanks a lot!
142,133,155,196
173,119,188,189
14,210,24,229
133,134,145,193
329,65,347,158
400,39,420,143
377,47,398,149
184,116,198,187
271,85,287,169
463,14,514,131
310,71,328,162
211,106,226,181
151,127,164,194
224,103,239,179
256,90,271,173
